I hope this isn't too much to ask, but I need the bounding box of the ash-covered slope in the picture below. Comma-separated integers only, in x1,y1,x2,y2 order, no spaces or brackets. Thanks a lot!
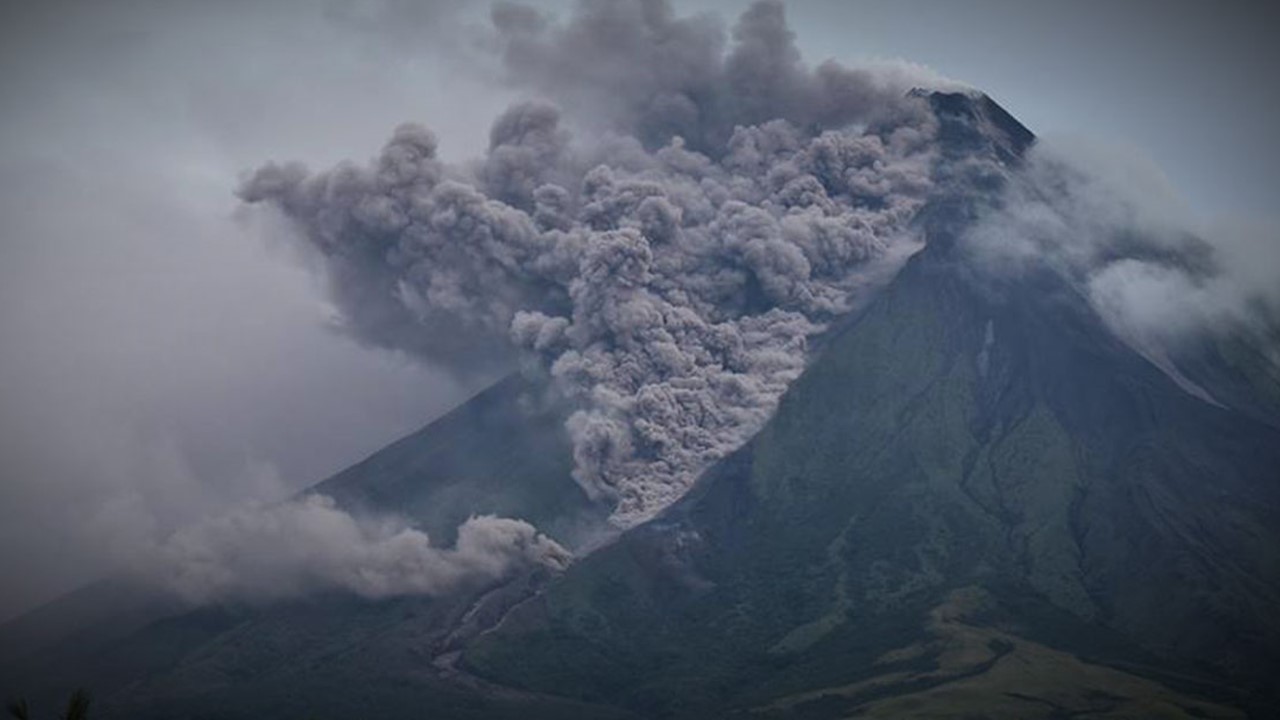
462,168,1280,718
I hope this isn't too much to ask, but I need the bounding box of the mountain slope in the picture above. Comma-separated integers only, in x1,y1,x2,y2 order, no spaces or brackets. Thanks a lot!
462,209,1280,717
311,371,609,548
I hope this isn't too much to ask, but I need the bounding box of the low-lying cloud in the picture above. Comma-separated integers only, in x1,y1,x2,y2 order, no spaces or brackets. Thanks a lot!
962,137,1280,370
133,494,569,604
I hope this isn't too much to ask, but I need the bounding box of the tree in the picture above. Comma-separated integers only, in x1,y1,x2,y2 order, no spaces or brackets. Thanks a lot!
5,690,90,720
5,698,29,720
60,690,90,720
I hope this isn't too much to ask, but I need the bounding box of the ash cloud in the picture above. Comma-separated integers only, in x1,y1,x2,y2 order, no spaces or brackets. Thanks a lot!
241,0,948,526
489,0,951,152
134,494,569,604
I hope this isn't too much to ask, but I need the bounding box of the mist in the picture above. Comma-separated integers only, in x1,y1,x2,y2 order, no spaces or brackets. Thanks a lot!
961,136,1280,389
0,0,515,620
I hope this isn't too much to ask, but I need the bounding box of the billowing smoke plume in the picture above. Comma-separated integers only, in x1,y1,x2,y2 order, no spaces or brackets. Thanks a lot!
134,494,569,604
490,0,956,152
241,0,947,525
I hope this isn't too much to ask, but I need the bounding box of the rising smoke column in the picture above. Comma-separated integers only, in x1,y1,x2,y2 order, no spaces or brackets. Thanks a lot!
241,0,948,526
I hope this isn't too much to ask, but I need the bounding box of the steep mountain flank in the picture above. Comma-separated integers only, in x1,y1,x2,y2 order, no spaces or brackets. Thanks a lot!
464,216,1280,718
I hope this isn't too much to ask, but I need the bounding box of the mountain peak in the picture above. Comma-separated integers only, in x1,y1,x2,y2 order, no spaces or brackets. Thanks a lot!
912,88,1037,163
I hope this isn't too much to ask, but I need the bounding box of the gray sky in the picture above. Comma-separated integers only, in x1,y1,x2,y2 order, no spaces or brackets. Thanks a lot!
0,0,1276,620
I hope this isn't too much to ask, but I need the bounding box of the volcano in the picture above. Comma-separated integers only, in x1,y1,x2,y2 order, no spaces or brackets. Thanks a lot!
3,91,1278,720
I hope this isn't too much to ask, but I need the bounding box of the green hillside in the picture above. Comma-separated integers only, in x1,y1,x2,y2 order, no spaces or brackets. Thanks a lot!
463,236,1280,718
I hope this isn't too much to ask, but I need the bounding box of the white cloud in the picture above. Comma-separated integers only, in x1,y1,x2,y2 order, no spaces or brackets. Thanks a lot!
135,494,570,604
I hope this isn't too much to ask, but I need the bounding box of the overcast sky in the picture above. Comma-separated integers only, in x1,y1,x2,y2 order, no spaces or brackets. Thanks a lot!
1,0,1276,621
